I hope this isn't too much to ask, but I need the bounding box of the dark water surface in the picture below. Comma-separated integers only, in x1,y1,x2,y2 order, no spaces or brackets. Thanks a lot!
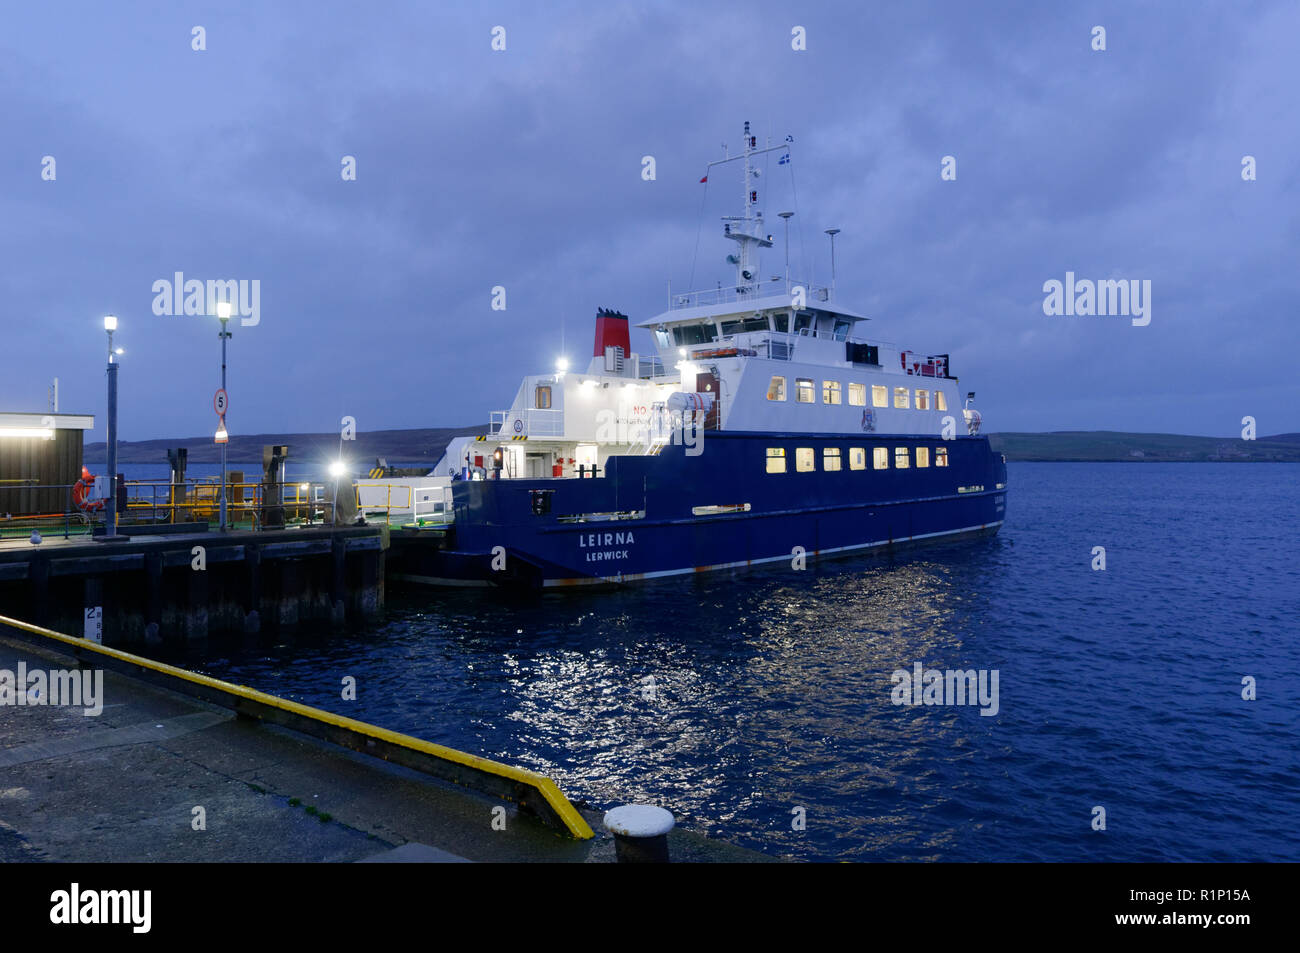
192,463,1300,861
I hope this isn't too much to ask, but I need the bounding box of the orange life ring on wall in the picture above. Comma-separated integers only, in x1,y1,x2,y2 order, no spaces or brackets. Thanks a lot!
72,465,105,512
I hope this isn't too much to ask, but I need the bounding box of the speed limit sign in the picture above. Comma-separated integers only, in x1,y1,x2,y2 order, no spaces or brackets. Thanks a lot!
213,389,228,415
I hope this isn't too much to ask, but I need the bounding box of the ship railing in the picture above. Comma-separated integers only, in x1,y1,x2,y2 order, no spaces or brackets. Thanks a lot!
670,278,831,310
689,328,854,362
489,409,565,437
411,486,454,525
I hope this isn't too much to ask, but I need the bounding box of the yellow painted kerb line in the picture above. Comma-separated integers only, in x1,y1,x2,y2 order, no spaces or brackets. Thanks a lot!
0,613,594,840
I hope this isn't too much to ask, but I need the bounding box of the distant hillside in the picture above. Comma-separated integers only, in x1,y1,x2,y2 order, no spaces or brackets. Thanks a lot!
988,431,1300,462
86,427,1300,465
85,425,485,465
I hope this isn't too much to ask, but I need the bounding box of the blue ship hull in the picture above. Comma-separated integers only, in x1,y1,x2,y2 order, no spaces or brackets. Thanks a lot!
389,432,1007,587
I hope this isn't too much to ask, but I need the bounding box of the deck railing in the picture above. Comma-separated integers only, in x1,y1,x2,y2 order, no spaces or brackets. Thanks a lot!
0,479,344,540
489,408,565,437
670,277,831,310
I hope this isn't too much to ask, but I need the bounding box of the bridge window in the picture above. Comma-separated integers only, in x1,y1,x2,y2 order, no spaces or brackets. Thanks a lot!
796,447,815,472
672,323,718,346
721,315,771,335
767,376,787,401
766,447,787,473
848,382,865,406
916,446,930,467
915,389,929,410
793,312,813,334
823,380,841,404
894,387,909,409
796,378,815,403
872,385,888,408
824,447,842,471
936,447,950,467
894,447,910,469
535,385,552,409
774,312,789,333
849,447,866,470
873,447,888,469
935,390,948,411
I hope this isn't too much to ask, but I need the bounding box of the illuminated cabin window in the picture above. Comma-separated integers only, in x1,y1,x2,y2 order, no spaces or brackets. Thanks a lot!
895,447,910,468
935,390,947,412
872,385,888,408
535,385,552,409
849,447,866,470
916,446,930,467
936,447,950,467
894,387,909,409
796,379,815,403
766,447,787,473
767,376,787,401
796,447,815,472
692,503,751,516
823,380,842,405
873,447,888,469
915,389,929,410
848,382,866,406
823,447,842,471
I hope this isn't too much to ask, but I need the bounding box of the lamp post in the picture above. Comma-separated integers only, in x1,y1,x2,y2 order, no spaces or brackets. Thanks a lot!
824,227,841,299
216,301,232,531
103,315,120,539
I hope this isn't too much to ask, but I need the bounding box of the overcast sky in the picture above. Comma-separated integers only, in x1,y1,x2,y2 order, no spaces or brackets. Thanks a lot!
2,0,1296,446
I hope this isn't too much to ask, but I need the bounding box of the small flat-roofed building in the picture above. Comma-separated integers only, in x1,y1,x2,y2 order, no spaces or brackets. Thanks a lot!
0,412,96,516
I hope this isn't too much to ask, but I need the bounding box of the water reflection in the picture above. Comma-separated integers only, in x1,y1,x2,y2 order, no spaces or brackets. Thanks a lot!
189,464,1300,862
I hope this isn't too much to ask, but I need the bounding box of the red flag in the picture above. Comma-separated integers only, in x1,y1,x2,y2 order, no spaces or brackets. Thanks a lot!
699,174,707,183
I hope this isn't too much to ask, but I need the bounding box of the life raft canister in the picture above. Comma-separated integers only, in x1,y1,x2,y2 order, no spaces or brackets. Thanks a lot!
73,465,104,512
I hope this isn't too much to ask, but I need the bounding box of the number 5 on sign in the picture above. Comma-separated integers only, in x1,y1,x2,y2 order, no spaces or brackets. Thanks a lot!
213,389,228,416
84,606,102,644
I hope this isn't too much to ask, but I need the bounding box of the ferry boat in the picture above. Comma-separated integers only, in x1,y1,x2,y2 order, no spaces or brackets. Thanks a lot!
375,123,1008,587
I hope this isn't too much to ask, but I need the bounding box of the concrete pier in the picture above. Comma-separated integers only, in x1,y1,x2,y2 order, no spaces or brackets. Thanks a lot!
0,626,773,863
0,525,387,646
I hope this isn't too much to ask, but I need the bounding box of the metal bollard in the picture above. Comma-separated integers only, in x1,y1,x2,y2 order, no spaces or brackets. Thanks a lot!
603,805,675,863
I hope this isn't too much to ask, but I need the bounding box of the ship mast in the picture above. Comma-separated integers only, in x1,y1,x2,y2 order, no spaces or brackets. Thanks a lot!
712,120,778,297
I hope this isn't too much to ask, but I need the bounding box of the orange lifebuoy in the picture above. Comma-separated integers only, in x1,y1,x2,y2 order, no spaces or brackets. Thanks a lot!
73,466,104,512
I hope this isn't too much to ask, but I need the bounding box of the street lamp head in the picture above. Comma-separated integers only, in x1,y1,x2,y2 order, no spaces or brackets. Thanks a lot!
103,315,118,331
114,348,124,355
216,301,233,320
328,460,347,478
779,211,794,220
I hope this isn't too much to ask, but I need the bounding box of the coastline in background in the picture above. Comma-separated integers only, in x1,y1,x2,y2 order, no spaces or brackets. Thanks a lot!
84,428,1300,465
